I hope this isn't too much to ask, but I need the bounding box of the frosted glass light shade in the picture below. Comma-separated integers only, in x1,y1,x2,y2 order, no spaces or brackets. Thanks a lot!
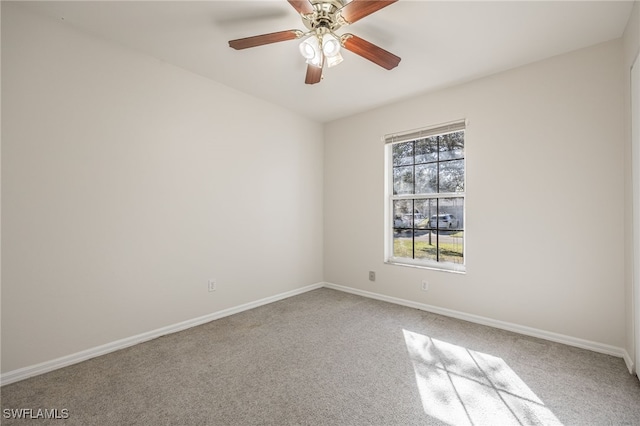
299,36,322,67
322,34,341,58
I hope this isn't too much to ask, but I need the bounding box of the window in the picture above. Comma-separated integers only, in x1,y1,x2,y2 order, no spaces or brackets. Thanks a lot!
385,121,466,272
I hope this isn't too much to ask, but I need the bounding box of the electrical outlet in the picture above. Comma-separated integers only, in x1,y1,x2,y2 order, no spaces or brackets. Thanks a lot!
369,271,376,282
421,280,429,291
208,279,216,292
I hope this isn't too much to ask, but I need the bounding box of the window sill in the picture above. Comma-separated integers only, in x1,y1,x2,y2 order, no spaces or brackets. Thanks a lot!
385,259,466,274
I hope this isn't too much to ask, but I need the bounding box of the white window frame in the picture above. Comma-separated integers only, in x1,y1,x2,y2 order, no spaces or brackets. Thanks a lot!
384,120,467,273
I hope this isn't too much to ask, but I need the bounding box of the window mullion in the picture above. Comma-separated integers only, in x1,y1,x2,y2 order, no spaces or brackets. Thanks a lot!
411,199,416,259
412,142,416,260
436,135,440,194
436,198,440,262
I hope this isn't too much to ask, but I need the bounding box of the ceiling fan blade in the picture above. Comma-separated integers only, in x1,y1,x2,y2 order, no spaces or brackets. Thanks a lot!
229,30,302,50
338,0,398,24
305,63,323,85
288,0,314,15
341,34,400,70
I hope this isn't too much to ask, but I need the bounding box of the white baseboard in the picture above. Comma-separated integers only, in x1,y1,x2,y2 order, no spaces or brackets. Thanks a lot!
622,350,635,375
2,281,634,386
0,282,323,386
323,282,634,372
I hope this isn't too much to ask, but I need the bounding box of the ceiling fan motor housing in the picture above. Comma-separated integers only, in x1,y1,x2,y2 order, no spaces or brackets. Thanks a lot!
303,0,349,33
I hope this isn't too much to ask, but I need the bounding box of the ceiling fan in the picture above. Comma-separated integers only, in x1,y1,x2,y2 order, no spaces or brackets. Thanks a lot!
228,0,401,85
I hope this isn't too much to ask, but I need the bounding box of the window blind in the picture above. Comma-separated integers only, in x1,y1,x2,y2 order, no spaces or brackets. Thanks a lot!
383,119,466,145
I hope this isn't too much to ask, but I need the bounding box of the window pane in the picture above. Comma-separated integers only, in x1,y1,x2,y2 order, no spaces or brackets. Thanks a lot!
415,163,437,194
414,229,438,261
438,230,464,264
393,229,413,258
392,142,414,166
439,159,464,193
438,197,464,230
393,200,414,229
415,137,438,164
439,131,464,161
415,199,437,229
393,166,414,195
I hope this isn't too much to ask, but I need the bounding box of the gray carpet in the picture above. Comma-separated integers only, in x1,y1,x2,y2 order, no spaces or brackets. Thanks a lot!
2,288,639,425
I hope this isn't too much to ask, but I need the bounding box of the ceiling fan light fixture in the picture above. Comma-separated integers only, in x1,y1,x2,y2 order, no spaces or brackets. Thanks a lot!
322,33,341,58
326,51,343,68
299,36,322,66
322,33,343,68
306,55,323,67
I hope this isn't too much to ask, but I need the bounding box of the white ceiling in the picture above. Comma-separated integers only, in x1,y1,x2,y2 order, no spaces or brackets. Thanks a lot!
16,0,634,123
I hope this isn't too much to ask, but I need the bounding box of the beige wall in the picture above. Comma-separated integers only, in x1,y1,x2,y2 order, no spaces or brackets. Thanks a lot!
324,40,626,348
1,4,324,373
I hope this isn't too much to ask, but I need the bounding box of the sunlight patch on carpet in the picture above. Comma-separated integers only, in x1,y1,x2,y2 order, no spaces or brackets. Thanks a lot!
403,329,563,426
